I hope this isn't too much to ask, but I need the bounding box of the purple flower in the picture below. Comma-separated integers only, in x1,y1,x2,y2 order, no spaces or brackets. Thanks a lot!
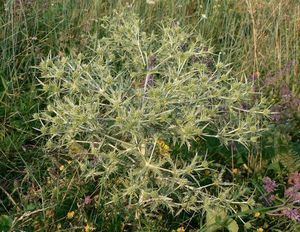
84,196,93,205
263,176,277,193
282,208,300,221
285,186,300,203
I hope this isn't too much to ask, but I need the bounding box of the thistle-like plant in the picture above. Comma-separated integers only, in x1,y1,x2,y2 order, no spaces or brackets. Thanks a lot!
36,10,270,229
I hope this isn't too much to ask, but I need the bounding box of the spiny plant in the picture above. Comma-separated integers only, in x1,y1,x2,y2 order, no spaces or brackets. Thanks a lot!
35,9,270,230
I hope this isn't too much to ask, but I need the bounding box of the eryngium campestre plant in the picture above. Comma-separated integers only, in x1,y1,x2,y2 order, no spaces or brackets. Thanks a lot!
36,10,269,227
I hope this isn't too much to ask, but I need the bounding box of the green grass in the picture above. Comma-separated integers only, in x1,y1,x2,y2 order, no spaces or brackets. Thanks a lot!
0,0,300,231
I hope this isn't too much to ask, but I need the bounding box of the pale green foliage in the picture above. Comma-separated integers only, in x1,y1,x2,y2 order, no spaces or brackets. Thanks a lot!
37,10,268,224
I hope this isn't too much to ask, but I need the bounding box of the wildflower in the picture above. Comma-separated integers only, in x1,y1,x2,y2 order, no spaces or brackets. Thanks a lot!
67,211,75,219
84,224,92,232
285,185,300,202
254,212,261,218
257,228,264,232
176,226,185,232
59,165,65,171
282,208,300,221
157,139,170,157
201,14,207,19
84,196,93,205
262,176,277,193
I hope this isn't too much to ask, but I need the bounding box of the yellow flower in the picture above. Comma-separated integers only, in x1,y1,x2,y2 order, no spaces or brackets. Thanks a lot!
59,165,65,171
257,228,264,232
254,211,261,218
157,139,170,157
67,211,75,219
84,224,91,232
176,226,185,232
84,224,95,232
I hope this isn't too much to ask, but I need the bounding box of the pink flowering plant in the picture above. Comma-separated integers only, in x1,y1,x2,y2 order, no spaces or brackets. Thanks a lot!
259,172,300,223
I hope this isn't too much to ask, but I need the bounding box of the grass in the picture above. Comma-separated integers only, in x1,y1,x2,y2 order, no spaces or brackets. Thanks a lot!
0,0,299,231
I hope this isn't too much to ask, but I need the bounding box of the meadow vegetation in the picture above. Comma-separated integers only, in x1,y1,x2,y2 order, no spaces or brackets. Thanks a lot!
0,0,299,231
